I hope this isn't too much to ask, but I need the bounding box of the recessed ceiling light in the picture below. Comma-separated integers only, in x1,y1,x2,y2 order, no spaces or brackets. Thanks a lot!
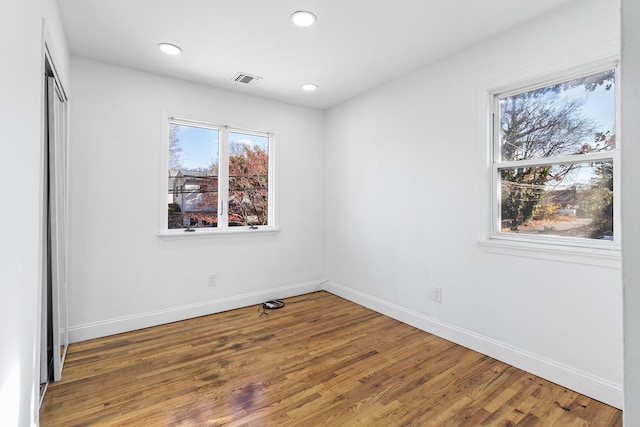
302,83,318,92
158,43,182,56
291,11,316,27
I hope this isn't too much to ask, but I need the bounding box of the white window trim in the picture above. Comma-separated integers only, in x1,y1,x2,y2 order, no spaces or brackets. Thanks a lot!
476,53,621,267
158,113,278,237
157,226,280,238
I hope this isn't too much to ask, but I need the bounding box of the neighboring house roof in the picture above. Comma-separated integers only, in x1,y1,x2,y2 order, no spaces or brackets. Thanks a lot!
168,169,217,213
180,169,212,178
169,168,214,178
169,169,216,190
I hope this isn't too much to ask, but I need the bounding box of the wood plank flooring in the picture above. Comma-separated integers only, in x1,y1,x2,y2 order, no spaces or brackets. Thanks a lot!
40,291,622,426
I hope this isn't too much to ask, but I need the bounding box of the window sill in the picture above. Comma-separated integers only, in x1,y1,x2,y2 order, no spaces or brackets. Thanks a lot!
157,227,280,239
478,238,620,269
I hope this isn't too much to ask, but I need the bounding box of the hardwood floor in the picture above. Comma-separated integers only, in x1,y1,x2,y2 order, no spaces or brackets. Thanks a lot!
40,291,622,426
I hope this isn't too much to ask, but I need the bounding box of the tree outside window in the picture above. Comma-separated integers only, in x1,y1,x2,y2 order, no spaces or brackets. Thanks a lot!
494,68,617,242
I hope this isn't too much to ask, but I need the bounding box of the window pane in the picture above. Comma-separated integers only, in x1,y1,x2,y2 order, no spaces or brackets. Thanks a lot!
168,124,219,229
500,161,613,240
228,131,269,227
499,69,616,162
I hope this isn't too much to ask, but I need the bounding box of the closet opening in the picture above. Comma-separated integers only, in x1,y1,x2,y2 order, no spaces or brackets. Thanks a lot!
39,47,68,406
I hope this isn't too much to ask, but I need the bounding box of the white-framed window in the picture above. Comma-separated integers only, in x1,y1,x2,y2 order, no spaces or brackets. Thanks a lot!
165,116,275,233
490,65,619,250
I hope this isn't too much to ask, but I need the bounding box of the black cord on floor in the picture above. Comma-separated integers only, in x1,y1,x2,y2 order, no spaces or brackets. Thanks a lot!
257,281,327,317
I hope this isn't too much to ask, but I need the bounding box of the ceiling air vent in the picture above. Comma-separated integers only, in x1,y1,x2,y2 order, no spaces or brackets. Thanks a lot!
233,73,262,85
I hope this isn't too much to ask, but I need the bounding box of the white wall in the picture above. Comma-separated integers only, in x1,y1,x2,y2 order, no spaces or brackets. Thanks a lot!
67,57,325,341
324,0,623,408
3,0,626,424
622,0,640,423
0,0,69,425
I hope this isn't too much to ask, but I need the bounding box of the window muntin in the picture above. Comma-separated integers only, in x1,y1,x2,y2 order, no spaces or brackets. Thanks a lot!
167,118,272,232
493,68,617,244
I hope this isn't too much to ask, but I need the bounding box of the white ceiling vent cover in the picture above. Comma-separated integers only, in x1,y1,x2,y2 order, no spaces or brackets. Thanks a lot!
233,73,262,85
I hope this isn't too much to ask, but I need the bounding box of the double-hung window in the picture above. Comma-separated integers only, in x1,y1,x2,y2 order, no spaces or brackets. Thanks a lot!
166,117,274,232
491,67,618,248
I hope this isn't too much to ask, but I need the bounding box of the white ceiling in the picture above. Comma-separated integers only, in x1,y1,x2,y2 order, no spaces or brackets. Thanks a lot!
57,0,578,109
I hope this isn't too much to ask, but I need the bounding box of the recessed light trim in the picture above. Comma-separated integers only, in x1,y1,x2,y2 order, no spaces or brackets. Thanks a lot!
291,11,316,27
158,43,182,56
302,83,318,92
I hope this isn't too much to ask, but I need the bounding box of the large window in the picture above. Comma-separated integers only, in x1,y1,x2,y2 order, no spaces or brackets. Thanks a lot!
167,117,273,232
492,67,618,247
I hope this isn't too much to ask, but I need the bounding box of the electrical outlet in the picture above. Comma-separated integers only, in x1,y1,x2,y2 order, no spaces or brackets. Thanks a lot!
208,274,218,287
432,287,442,303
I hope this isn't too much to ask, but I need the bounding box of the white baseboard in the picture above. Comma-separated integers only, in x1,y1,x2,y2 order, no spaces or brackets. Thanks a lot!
67,278,623,409
324,280,623,409
68,280,326,343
